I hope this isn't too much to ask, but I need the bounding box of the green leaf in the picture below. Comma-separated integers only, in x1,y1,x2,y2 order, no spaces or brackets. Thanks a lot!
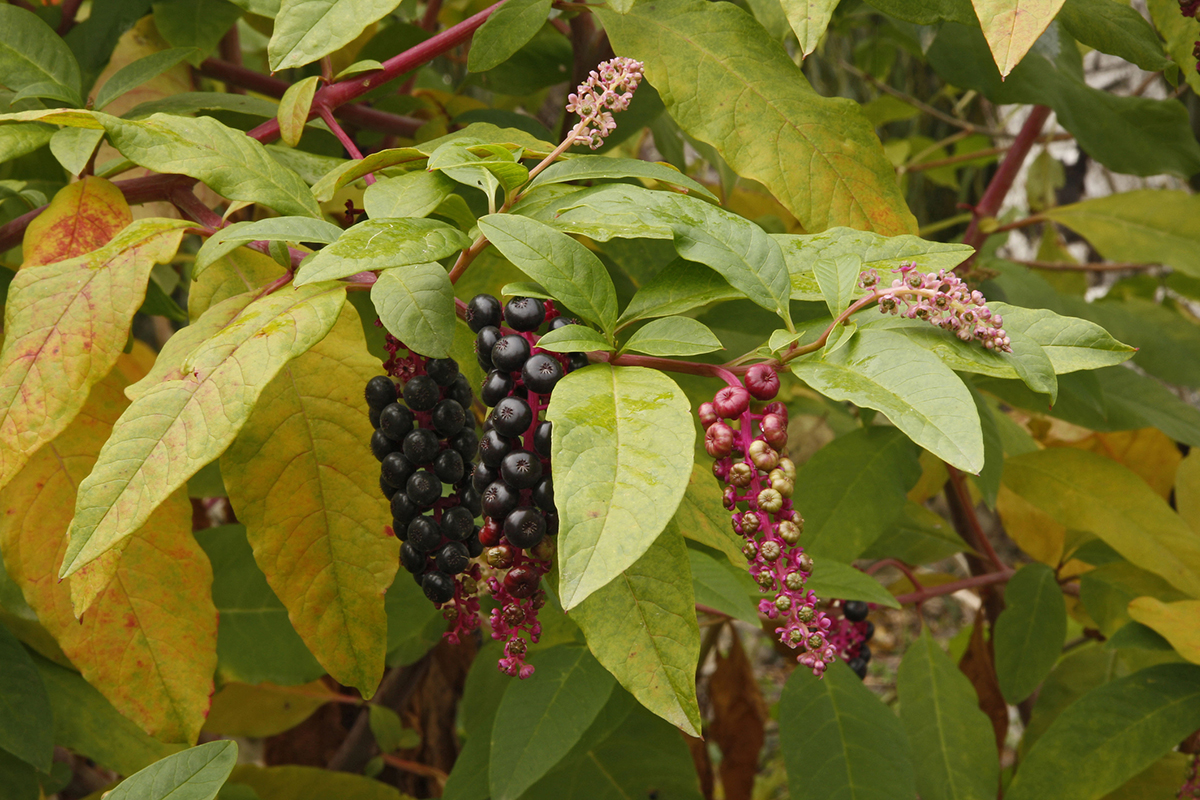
1074,297,1200,390
617,259,741,327
806,558,901,609
969,384,1003,506
61,284,346,578
687,547,759,624
596,0,915,235
363,170,456,220
1006,664,1200,800
489,646,617,800
100,113,321,217
533,324,615,354
371,263,456,359
94,48,197,110
468,0,552,72
195,218,344,276
367,706,408,753
897,630,1000,800
1044,191,1200,278
501,281,554,301
527,155,718,202
49,127,104,176
673,464,747,566
152,0,245,62
993,563,1067,703
107,741,238,800
972,0,1066,78
479,214,620,333
428,142,529,195
277,75,321,148
294,218,471,285
0,5,82,107
269,0,403,70
0,749,37,800
1057,0,1170,72
0,123,55,165
621,316,723,357
573,528,702,736
547,365,695,609
796,428,921,563
780,659,918,800
1148,0,1200,96
1003,448,1200,598
196,524,325,686
780,0,839,56
861,501,968,564
814,253,863,316
334,59,384,80
0,623,53,771
790,329,984,472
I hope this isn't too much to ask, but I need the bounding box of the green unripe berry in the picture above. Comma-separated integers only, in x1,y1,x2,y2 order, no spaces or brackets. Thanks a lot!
788,629,805,644
778,520,801,545
778,457,796,481
760,540,782,561
797,552,814,572
775,594,792,611
757,488,784,513
785,571,805,591
741,511,761,534
756,570,775,588
728,462,754,487
748,440,779,471
797,604,816,623
806,634,824,650
742,542,758,559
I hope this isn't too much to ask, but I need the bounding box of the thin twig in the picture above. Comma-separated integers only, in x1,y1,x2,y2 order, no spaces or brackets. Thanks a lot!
327,655,432,774
894,570,1015,606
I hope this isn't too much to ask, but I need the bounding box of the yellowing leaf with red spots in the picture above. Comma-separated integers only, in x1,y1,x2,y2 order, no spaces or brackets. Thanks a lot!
21,177,132,269
222,306,396,695
61,283,346,579
0,218,189,491
972,0,1066,78
0,371,217,744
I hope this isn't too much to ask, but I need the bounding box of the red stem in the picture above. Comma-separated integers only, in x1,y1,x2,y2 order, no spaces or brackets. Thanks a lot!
600,352,743,385
894,570,1014,606
57,0,83,35
945,464,1006,572
865,558,925,590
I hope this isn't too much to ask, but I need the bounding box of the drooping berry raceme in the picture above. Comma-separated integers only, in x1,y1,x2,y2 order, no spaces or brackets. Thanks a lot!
565,57,645,150
469,293,586,678
825,600,876,680
858,263,1012,352
368,340,484,644
703,374,837,676
1179,753,1200,799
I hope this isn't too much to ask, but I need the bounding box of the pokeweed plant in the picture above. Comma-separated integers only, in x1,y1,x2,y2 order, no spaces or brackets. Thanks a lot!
0,0,1199,798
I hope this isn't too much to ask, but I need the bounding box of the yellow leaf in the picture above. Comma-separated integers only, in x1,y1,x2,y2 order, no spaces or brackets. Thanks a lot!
187,245,287,323
972,0,1066,78
908,449,949,503
278,75,321,148
1127,597,1200,664
203,680,338,738
1177,451,1200,535
61,283,347,578
222,307,396,694
0,371,216,743
1049,428,1182,500
0,218,189,490
996,483,1064,566
21,177,132,268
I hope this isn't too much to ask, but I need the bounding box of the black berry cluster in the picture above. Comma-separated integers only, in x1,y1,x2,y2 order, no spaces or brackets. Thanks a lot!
826,600,875,680
366,344,484,636
466,293,584,678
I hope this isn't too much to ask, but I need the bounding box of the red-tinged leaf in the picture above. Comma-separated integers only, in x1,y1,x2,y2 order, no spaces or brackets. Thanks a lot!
708,628,766,800
20,177,132,268
222,307,398,695
60,283,346,579
0,370,217,744
0,218,189,490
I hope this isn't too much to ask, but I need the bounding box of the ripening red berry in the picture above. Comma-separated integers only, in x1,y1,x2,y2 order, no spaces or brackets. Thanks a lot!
713,385,750,419
504,566,540,598
698,402,719,428
705,422,735,458
744,364,780,400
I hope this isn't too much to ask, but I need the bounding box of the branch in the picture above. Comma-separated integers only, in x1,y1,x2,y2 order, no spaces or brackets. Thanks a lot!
894,570,1014,606
600,351,743,385
945,464,1006,572
327,655,432,774
57,0,83,35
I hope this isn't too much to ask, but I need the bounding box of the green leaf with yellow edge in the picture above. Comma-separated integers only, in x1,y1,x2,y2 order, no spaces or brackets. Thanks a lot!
547,364,695,609
203,681,337,738
0,371,217,744
993,563,1068,703
269,0,404,70
61,283,346,579
278,75,320,147
310,147,427,202
971,0,1065,78
371,263,457,359
780,0,839,56
597,0,915,235
1003,449,1200,598
227,764,407,800
189,248,287,322
105,740,237,800
0,216,187,491
222,306,396,694
1006,664,1200,800
897,630,1000,800
99,112,321,217
573,526,702,736
673,462,746,567
1127,597,1200,664
21,177,133,268
294,218,471,286
195,218,341,278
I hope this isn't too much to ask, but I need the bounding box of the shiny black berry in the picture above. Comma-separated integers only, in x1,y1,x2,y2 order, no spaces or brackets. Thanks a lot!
472,461,498,493
848,657,868,680
504,507,546,549
426,358,459,387
532,477,554,512
403,375,439,411
467,294,503,332
381,452,416,489
441,506,475,541
379,474,398,500
433,449,465,484
379,403,415,442
422,570,456,604
567,352,590,372
436,541,471,575
504,297,546,332
369,406,383,429
432,399,466,437
391,491,418,526
481,370,514,407
522,353,563,394
448,373,474,410
371,429,400,461
407,516,442,552
863,621,875,642
450,429,478,461
365,376,397,410
548,316,577,331
859,644,872,663
478,430,516,468
533,421,552,458
475,326,501,369
491,396,533,437
501,449,542,490
465,530,484,558
544,512,559,537
843,601,869,622
407,470,442,507
482,480,520,519
461,486,483,517
400,541,426,574
402,428,440,465
491,335,531,372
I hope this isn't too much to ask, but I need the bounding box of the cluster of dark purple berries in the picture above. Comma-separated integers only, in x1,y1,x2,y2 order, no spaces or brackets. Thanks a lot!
466,292,583,678
825,600,876,680
366,348,484,632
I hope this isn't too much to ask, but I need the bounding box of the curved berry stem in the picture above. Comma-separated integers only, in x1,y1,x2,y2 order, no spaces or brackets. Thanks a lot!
599,352,745,385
